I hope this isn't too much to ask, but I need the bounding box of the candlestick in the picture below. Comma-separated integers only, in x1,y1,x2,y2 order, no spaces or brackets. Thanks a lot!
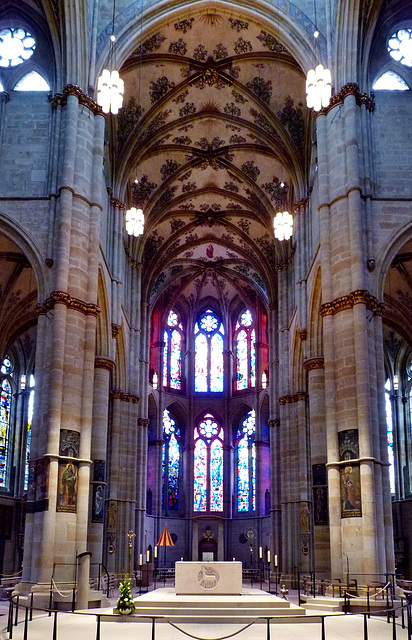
259,546,263,559
267,550,271,563
146,549,150,563
139,553,143,566
154,546,157,558
274,554,278,567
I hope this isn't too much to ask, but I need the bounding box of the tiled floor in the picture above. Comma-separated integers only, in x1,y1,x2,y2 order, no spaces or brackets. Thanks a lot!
0,588,409,640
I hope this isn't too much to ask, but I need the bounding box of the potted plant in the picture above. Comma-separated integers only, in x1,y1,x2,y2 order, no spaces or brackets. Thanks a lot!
116,576,136,614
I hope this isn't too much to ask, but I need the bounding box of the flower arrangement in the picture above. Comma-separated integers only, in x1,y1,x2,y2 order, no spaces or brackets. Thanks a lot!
116,576,136,614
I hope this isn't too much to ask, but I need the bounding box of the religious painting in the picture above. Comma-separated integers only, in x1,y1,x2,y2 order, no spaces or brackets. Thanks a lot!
340,464,362,517
313,486,328,525
35,458,49,512
338,429,359,461
92,484,104,523
56,461,78,512
59,429,80,458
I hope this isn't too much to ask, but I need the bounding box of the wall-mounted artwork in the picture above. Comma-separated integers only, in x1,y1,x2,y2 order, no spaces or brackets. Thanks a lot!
340,464,361,517
338,429,359,461
313,486,328,525
56,461,78,513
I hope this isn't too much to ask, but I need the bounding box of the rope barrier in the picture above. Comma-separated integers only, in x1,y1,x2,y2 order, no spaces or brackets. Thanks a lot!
51,579,74,598
372,582,390,599
1,570,22,578
167,619,257,640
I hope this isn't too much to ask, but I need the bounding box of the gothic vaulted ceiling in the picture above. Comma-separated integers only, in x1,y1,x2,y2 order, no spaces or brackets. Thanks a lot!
114,6,310,315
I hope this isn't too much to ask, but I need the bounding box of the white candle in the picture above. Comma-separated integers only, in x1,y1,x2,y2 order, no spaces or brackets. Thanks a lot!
139,553,143,566
233,557,235,561
275,554,278,567
259,546,263,559
267,550,271,563
154,546,157,558
181,557,183,561
146,550,150,563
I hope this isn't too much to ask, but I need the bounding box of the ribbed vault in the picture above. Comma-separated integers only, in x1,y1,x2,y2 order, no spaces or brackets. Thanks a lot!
112,5,312,312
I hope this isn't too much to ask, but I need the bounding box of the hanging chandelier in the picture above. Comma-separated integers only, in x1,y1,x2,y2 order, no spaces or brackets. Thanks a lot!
125,207,144,237
97,66,124,115
97,1,124,115
306,63,332,111
274,210,293,241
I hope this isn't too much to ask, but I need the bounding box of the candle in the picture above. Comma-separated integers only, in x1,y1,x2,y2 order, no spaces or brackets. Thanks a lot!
146,550,150,563
139,553,143,566
181,557,183,561
154,546,157,558
275,554,278,567
267,550,271,563
259,546,263,559
233,557,235,561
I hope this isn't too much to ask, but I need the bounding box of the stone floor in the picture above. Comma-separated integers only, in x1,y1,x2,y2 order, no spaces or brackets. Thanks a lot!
0,587,409,640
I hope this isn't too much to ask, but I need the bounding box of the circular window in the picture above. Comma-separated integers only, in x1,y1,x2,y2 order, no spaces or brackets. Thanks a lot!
0,28,36,68
388,28,412,67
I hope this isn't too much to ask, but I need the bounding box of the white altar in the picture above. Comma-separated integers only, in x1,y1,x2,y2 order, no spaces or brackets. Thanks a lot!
175,561,242,595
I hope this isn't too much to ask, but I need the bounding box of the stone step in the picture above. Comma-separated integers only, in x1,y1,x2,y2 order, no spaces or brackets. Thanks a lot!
131,605,305,617
302,602,341,612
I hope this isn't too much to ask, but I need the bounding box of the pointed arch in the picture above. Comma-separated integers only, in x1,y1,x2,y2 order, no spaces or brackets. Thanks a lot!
96,268,111,358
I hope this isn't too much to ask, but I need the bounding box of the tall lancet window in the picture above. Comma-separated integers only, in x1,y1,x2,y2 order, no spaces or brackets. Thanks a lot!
194,413,223,512
235,309,256,390
194,310,224,392
163,309,183,390
236,409,256,511
162,409,181,509
0,357,13,488
24,374,35,490
385,378,395,495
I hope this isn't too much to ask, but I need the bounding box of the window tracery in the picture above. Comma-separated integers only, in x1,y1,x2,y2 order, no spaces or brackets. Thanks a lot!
163,309,183,390
162,409,180,510
234,309,256,391
194,310,224,392
236,409,256,511
0,357,13,488
194,413,223,511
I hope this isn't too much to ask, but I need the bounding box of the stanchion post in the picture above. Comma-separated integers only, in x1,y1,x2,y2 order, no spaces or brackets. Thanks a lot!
321,616,325,640
30,592,34,621
9,602,13,639
96,615,101,640
52,610,58,640
71,587,75,612
49,585,53,617
7,601,13,635
266,617,271,640
393,607,397,640
367,591,370,618
151,616,156,640
363,613,368,640
14,595,19,626
23,606,29,640
402,598,405,629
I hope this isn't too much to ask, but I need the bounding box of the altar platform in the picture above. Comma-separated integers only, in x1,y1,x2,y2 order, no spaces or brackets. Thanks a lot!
110,587,307,623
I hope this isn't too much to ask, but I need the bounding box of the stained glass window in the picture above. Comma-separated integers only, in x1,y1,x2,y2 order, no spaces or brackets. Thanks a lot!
24,374,35,491
194,310,224,392
0,28,36,68
385,379,395,495
163,309,183,390
236,410,256,511
194,413,223,511
162,409,180,509
235,310,256,390
0,357,13,487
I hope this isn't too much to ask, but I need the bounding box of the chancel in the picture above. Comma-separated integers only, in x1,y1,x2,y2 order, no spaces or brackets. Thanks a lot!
1,0,412,622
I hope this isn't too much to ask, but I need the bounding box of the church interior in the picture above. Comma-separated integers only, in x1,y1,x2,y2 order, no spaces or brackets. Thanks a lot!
0,0,412,601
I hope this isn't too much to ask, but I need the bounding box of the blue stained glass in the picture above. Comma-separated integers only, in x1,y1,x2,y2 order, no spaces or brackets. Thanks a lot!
386,379,395,494
240,310,253,327
0,378,11,486
237,435,249,510
236,329,248,390
170,329,182,390
195,333,208,391
163,310,183,389
194,436,207,511
199,415,219,441
162,409,180,509
200,311,219,332
24,377,35,491
163,330,168,387
236,410,256,512
210,333,224,392
210,439,223,511
251,329,256,388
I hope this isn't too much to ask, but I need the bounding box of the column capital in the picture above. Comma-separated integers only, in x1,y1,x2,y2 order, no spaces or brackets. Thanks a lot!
95,356,115,372
320,289,384,317
35,291,100,317
110,390,140,404
304,357,324,371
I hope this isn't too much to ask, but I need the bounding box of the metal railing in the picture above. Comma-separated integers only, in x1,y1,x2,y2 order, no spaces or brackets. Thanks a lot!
4,591,412,640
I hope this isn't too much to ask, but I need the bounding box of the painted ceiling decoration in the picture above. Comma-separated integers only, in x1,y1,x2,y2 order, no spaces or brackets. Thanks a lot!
114,8,310,313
